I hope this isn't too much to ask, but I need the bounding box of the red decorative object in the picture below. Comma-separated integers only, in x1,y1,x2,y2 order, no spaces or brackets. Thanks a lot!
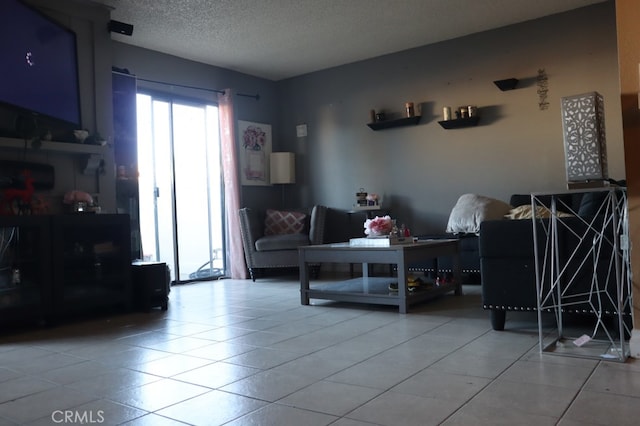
1,170,35,215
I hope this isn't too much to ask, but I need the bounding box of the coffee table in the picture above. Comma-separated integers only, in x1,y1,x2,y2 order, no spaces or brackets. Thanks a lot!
299,239,462,313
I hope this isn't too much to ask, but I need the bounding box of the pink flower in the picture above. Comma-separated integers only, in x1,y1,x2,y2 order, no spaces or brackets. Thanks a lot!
242,126,266,151
364,215,392,236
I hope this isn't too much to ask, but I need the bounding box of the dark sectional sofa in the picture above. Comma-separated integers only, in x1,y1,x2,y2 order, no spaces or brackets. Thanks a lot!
410,234,480,284
479,188,629,331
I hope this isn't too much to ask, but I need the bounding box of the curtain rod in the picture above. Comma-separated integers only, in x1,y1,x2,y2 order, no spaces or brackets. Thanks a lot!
135,76,260,100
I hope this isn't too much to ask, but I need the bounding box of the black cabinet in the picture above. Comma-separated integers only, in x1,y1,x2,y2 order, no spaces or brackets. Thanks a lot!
0,214,131,327
51,214,132,316
0,216,51,326
132,261,170,311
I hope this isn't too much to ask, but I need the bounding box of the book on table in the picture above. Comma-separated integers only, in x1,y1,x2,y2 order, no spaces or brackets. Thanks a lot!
349,235,412,247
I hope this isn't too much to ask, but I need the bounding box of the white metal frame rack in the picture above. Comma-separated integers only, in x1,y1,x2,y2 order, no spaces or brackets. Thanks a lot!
531,187,631,362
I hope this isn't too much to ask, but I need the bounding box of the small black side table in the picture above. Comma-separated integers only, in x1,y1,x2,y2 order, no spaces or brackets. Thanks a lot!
131,261,170,311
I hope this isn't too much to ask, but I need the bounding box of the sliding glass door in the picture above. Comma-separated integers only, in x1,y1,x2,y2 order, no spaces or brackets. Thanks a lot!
136,93,225,283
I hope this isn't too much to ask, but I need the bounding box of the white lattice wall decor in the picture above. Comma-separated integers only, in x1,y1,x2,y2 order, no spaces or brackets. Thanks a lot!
561,92,608,184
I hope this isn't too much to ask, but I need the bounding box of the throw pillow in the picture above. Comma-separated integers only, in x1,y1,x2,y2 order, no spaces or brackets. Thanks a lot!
446,194,512,234
264,209,306,235
505,205,573,220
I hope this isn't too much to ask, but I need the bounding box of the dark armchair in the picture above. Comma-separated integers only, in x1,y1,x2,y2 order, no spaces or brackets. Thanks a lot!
239,205,327,281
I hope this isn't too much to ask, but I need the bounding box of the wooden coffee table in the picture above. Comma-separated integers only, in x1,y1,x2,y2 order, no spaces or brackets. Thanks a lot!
299,239,462,313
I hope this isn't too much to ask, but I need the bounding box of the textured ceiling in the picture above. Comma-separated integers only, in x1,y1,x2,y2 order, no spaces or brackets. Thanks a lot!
93,0,607,81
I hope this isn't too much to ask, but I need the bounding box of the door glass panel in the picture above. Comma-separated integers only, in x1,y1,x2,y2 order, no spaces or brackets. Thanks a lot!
136,94,224,283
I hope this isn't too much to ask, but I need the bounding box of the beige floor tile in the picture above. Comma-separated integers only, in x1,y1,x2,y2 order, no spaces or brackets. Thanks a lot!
220,369,318,402
155,389,267,425
279,380,382,416
181,341,256,361
224,347,302,369
22,399,148,426
0,386,98,424
0,279,639,426
172,361,259,388
562,389,640,425
428,350,517,379
190,326,253,341
39,360,117,385
329,418,380,426
442,400,559,425
0,347,56,367
326,357,423,390
128,353,214,377
225,403,337,426
0,367,21,384
66,368,163,398
134,335,216,353
0,376,59,404
225,330,293,347
271,352,360,380
391,368,491,402
346,390,460,426
94,346,173,368
499,359,596,389
583,361,640,397
119,412,195,425
465,378,578,418
108,378,210,411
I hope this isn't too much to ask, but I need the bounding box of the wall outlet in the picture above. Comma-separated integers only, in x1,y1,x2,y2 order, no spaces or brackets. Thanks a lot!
296,124,307,138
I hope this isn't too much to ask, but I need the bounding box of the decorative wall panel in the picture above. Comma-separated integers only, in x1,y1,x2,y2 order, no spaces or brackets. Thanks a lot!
561,92,608,183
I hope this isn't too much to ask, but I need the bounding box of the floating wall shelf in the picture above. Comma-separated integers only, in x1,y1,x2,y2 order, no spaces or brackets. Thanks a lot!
438,116,480,129
0,137,105,155
494,78,519,91
438,115,480,130
367,115,421,131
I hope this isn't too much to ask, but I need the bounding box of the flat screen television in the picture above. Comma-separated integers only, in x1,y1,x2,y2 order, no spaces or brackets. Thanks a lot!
0,0,81,132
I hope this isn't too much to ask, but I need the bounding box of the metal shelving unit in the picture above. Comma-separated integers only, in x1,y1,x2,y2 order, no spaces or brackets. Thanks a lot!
531,187,631,362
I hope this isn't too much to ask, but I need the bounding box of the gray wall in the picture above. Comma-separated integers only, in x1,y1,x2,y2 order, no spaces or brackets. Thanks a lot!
3,1,623,233
277,2,624,234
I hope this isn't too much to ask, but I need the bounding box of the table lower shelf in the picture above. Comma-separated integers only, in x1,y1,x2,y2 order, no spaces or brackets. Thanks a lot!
304,277,457,308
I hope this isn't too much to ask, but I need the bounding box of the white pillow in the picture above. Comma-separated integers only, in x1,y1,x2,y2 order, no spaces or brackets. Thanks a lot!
446,194,512,234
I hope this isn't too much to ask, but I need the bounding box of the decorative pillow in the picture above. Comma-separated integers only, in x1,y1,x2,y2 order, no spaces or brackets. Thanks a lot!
505,205,574,220
264,209,306,235
446,194,512,234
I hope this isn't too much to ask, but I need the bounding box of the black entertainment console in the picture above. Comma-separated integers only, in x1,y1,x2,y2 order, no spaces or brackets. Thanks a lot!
0,214,132,327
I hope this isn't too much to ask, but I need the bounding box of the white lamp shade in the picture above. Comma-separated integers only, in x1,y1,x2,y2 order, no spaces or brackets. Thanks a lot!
270,152,295,184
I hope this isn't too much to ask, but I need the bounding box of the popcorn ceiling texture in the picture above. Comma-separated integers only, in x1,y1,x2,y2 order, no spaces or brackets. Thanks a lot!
98,0,605,81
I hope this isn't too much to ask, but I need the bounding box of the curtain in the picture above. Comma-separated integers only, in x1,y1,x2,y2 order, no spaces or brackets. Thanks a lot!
218,89,247,279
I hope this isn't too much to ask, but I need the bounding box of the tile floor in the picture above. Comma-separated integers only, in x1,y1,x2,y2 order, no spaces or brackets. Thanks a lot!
1,274,639,425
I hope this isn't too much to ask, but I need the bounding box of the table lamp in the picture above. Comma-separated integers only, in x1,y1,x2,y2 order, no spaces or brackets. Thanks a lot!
270,152,295,207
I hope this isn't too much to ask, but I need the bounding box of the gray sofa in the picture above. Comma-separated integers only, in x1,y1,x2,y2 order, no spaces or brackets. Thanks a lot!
239,205,327,281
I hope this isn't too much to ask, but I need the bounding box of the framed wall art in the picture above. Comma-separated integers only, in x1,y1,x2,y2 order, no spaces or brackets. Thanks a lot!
238,120,272,186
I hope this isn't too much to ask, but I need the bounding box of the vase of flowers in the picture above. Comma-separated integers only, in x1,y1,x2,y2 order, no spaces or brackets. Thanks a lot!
364,215,393,237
